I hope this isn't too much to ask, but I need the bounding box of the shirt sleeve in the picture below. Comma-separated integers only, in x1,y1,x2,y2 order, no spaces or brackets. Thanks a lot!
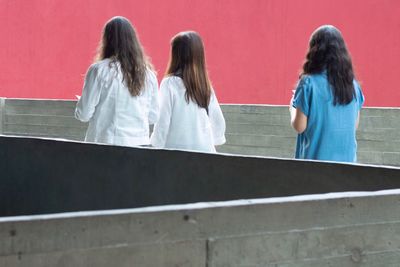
292,76,311,117
208,90,226,146
146,71,160,125
75,64,103,122
150,78,173,148
355,81,365,110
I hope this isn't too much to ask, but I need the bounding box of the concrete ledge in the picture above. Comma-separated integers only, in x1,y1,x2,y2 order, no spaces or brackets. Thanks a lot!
2,190,400,266
1,136,400,217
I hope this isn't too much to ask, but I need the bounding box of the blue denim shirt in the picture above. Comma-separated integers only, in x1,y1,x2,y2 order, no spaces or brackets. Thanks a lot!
292,72,365,162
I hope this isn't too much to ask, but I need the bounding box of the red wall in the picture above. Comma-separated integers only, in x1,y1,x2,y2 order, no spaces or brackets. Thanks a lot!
1,0,399,106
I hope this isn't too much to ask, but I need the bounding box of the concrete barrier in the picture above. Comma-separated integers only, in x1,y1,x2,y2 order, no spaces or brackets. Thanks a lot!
2,190,400,266
1,135,400,266
1,136,400,217
0,98,399,166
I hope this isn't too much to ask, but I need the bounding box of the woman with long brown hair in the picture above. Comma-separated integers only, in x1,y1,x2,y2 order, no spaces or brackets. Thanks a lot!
151,31,225,152
290,25,365,162
75,16,159,146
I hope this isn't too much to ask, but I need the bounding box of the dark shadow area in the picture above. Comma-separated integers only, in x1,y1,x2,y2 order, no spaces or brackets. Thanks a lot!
1,136,399,217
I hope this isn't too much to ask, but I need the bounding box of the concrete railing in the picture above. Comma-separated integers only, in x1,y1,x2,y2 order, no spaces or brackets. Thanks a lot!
0,98,399,166
1,136,400,266
2,191,400,266
2,136,400,217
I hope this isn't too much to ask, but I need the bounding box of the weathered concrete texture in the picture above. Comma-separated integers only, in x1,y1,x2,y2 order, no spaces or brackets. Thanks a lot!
1,240,206,267
208,223,400,266
0,98,399,166
2,190,400,266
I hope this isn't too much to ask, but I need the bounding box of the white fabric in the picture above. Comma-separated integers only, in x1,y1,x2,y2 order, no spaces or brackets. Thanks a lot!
150,76,226,153
75,59,159,146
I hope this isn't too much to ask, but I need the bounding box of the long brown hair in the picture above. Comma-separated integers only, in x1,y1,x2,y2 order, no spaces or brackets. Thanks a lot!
166,31,212,110
302,25,355,105
96,16,152,96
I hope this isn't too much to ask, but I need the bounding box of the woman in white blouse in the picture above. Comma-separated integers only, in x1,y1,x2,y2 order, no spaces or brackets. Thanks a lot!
151,31,226,153
75,16,159,147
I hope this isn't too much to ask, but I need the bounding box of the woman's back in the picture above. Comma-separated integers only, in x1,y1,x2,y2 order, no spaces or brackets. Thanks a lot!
151,76,225,152
150,31,225,153
293,72,364,162
75,58,159,146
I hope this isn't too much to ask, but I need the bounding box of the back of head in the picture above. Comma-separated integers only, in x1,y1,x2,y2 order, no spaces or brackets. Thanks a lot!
166,31,212,110
97,16,150,96
302,25,355,105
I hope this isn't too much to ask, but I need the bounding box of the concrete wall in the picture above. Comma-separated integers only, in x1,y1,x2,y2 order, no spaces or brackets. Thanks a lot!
2,135,400,217
2,190,400,266
0,98,399,166
0,99,86,141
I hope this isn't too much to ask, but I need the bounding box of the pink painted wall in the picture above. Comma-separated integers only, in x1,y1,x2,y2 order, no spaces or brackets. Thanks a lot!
0,0,399,106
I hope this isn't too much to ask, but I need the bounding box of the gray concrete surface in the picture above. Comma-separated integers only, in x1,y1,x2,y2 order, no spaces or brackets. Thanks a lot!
0,98,399,166
0,99,86,140
2,136,400,217
2,190,400,266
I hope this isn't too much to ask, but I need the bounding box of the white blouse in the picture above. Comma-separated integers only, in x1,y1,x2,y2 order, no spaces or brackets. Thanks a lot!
75,59,159,146
150,76,226,153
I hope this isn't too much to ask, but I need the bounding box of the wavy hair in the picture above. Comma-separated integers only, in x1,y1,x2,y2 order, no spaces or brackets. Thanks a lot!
166,31,212,111
96,16,152,96
302,25,355,105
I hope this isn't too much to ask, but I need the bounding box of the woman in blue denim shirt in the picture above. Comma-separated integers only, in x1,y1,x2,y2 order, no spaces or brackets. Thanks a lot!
290,25,365,163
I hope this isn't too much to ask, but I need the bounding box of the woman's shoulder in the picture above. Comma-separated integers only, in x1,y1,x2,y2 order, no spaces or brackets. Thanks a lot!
160,75,184,88
352,79,365,103
86,58,114,77
90,58,112,69
352,79,362,89
303,71,327,81
299,72,330,91
297,74,313,89
145,68,157,78
145,68,158,82
351,79,363,96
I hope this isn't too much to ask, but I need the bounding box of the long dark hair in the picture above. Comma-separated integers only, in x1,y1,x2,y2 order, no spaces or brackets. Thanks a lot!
96,16,151,96
302,25,355,105
166,31,212,110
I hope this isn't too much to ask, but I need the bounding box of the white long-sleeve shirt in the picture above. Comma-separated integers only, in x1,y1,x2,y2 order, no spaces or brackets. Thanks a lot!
150,76,226,153
75,58,159,146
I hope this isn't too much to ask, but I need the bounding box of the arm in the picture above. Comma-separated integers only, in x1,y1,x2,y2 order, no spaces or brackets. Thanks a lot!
147,71,160,125
208,91,226,146
75,64,103,122
290,76,310,134
290,105,307,134
355,112,360,130
150,78,173,148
